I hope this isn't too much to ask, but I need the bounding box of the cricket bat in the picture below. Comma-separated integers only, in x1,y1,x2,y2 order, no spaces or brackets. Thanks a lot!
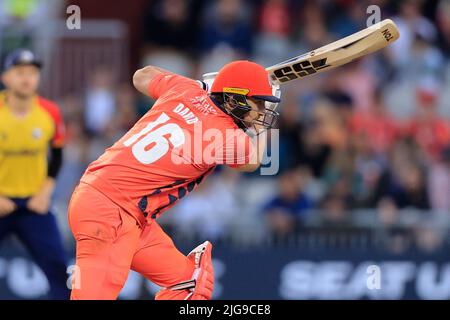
268,19,399,84
203,19,400,86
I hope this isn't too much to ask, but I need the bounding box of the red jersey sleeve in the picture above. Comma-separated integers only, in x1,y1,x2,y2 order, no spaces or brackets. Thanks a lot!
38,97,66,147
148,72,199,100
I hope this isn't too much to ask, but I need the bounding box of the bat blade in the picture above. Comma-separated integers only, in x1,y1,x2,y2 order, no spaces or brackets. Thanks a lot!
267,19,400,85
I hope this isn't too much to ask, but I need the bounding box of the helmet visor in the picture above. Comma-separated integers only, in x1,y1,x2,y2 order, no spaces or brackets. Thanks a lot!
226,93,280,131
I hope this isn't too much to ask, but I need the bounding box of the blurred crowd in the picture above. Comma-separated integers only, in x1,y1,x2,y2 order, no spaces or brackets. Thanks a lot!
2,0,450,254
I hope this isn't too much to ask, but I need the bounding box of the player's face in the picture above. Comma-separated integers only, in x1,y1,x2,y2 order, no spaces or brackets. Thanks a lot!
244,98,265,124
2,65,41,99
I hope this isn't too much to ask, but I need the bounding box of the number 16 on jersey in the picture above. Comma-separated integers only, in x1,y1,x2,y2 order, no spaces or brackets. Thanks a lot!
124,113,185,165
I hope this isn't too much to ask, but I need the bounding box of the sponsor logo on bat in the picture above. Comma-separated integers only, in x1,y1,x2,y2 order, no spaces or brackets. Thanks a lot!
381,28,394,42
271,58,329,82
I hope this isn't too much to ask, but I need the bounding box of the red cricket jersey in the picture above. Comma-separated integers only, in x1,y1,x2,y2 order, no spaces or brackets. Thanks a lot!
80,72,255,226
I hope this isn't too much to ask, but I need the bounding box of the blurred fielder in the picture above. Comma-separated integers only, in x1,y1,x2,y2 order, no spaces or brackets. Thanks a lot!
68,60,280,299
0,49,69,299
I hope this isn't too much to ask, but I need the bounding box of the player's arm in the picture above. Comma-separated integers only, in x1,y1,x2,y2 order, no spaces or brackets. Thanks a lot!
132,65,172,97
43,147,63,192
27,100,65,214
232,130,267,172
217,126,268,172
27,147,63,214
48,147,63,181
41,147,63,187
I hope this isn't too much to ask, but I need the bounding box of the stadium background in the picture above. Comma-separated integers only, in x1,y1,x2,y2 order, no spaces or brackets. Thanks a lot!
1,0,450,299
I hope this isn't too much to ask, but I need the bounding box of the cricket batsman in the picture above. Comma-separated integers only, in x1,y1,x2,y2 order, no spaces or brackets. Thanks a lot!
0,49,69,299
68,60,280,299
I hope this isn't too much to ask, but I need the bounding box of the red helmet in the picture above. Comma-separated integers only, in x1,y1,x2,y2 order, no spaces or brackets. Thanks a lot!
211,60,281,103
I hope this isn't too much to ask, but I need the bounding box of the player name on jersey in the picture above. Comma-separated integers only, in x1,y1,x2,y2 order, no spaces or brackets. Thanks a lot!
173,103,199,125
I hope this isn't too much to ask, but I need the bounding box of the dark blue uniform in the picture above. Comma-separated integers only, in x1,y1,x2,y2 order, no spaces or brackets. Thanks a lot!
0,199,69,299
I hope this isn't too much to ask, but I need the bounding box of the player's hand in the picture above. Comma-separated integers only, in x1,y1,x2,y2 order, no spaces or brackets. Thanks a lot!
27,179,55,215
27,192,51,215
0,196,17,217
